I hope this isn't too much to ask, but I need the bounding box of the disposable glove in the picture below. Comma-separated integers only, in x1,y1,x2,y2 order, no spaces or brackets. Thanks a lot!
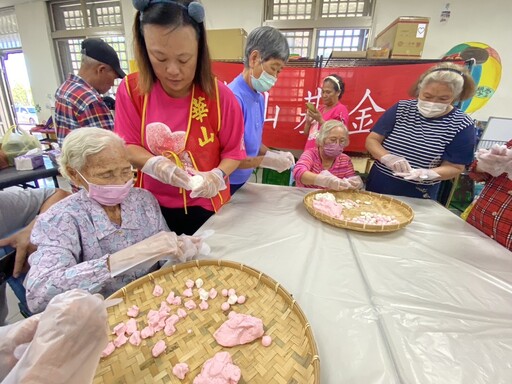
189,168,226,198
1,289,107,384
394,169,441,181
380,154,412,173
161,230,213,268
475,145,512,177
260,150,295,173
346,175,364,189
109,231,179,277
142,156,192,190
314,171,352,190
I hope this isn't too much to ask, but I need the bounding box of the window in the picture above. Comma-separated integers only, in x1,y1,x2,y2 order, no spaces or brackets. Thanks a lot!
49,0,128,96
265,0,374,60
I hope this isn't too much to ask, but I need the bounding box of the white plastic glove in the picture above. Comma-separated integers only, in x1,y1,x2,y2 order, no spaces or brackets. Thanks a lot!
395,169,441,181
346,175,364,190
109,231,179,277
314,171,352,190
161,230,213,268
0,315,41,381
260,150,295,173
475,145,512,177
142,156,192,190
380,153,412,173
189,168,226,198
2,289,107,384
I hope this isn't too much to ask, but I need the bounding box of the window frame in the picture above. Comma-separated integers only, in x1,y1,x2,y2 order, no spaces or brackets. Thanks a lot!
264,0,375,59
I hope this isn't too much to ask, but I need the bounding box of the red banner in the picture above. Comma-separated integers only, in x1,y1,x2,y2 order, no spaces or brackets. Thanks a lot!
213,62,442,152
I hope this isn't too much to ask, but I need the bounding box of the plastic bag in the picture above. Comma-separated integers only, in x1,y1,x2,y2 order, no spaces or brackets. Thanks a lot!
0,289,108,384
1,126,41,166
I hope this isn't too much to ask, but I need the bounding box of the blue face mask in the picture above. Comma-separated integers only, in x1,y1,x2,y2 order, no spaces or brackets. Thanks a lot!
251,63,277,93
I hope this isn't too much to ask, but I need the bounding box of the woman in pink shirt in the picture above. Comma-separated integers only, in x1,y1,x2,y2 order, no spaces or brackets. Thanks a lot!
303,74,349,150
115,0,246,235
294,120,362,190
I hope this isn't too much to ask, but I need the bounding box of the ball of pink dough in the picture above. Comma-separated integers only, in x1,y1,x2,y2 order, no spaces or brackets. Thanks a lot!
262,335,272,347
221,289,228,297
237,295,246,304
221,302,230,311
228,288,236,296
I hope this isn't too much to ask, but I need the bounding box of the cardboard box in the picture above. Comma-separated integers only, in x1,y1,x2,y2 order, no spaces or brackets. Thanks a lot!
366,47,390,59
207,28,247,60
330,50,367,59
374,17,429,59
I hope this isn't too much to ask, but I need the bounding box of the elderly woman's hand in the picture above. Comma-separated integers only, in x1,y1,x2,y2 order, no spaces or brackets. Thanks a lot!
314,171,352,190
142,156,192,190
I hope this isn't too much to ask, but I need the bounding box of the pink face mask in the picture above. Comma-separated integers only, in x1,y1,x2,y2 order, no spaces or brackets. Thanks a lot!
323,143,344,157
77,171,133,206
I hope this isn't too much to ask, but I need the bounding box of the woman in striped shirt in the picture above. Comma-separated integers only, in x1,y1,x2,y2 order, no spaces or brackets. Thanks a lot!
365,63,477,199
293,120,362,190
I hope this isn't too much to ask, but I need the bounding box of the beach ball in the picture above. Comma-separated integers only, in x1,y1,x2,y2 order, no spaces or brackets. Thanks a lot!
443,42,501,114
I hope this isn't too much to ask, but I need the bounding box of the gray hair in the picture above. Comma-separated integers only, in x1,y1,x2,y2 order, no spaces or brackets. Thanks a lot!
244,26,290,67
59,127,125,180
412,62,476,101
316,120,349,146
81,52,103,67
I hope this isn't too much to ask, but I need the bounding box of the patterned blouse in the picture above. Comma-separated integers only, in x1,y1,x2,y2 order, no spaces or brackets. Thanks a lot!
25,188,168,313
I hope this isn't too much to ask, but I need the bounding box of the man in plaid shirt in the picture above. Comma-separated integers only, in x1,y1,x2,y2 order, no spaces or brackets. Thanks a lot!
467,139,512,251
55,38,125,146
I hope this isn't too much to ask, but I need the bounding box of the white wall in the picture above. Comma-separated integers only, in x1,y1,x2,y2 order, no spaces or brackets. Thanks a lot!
373,0,511,122
15,1,60,122
7,0,511,123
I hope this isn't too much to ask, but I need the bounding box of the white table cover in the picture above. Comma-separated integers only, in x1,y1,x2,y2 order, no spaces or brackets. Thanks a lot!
197,183,512,384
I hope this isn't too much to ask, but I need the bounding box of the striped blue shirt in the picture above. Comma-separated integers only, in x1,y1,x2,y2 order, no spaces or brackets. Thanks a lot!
372,99,475,185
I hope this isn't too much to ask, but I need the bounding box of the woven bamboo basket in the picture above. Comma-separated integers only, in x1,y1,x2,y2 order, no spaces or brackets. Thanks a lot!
303,189,414,233
94,259,320,384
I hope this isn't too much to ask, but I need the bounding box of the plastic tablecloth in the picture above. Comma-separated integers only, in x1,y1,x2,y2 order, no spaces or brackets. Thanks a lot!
198,183,512,384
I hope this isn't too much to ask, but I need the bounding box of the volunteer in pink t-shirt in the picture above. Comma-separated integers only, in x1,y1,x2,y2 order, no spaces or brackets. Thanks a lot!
303,74,349,151
115,0,246,235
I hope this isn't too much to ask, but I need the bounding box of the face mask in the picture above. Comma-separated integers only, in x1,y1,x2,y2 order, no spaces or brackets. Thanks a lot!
77,171,133,206
417,99,449,118
251,63,277,93
323,143,344,157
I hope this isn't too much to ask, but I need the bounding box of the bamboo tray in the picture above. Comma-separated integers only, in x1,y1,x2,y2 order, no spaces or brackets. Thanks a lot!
94,259,320,383
304,189,414,233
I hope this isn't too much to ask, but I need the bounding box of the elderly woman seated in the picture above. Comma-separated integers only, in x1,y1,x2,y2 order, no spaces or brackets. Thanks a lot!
293,119,363,190
25,128,202,313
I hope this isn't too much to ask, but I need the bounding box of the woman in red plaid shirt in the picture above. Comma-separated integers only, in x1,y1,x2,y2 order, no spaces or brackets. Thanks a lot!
467,139,512,251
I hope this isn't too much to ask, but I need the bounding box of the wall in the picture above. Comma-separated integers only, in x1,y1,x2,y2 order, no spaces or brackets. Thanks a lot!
373,0,511,122
15,1,60,122
5,0,511,123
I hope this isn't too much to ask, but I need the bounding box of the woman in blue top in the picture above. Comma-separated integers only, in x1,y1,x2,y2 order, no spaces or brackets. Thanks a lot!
365,62,476,199
228,26,294,194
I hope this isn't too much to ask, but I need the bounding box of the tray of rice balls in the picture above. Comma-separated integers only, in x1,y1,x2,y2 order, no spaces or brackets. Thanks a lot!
94,259,320,384
303,190,414,233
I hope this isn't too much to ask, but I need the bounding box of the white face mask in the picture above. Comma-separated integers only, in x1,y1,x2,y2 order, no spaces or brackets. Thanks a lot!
417,99,449,118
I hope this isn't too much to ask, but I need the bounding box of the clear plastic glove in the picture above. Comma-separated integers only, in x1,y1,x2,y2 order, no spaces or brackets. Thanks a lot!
161,230,213,268
189,168,226,198
141,156,192,190
380,153,412,173
314,171,352,190
475,145,512,177
0,314,40,380
260,150,295,173
346,175,364,189
109,231,179,277
395,168,441,181
1,289,107,384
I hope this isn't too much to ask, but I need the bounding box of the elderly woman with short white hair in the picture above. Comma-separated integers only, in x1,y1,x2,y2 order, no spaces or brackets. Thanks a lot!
25,128,203,314
293,119,363,190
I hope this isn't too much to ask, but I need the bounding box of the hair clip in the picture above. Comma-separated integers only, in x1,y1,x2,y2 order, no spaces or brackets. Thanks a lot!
132,0,205,23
